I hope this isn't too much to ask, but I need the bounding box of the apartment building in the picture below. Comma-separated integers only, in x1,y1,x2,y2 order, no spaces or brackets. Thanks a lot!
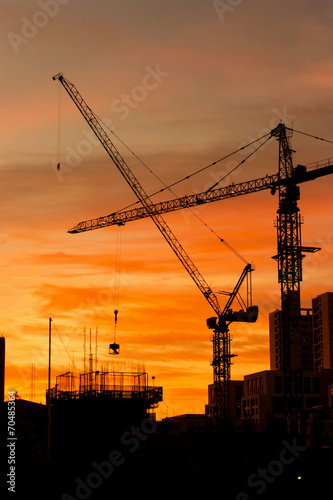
312,292,333,370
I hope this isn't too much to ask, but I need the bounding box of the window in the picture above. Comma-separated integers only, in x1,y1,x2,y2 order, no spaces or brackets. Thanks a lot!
275,375,283,393
306,397,322,408
313,377,320,394
242,400,250,418
247,380,252,396
235,384,243,401
272,397,283,414
303,377,311,394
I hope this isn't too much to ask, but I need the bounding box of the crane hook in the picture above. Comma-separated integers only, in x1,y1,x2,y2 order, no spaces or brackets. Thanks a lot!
109,309,120,355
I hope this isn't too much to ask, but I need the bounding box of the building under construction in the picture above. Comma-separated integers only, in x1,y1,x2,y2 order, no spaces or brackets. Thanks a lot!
46,364,163,493
46,322,162,425
47,365,162,442
48,367,162,417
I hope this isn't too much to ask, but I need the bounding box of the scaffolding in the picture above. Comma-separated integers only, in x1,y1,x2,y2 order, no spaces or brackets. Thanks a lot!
47,368,162,407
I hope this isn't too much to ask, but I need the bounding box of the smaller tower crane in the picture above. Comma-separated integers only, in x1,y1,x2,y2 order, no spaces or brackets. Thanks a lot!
207,262,257,420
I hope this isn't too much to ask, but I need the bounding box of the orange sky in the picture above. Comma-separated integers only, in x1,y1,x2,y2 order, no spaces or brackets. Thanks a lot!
1,0,333,418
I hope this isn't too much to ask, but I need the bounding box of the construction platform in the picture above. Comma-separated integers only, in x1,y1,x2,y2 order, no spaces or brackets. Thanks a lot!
47,368,162,409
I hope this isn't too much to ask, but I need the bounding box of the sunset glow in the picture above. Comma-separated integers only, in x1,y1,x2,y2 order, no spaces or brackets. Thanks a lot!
1,1,333,419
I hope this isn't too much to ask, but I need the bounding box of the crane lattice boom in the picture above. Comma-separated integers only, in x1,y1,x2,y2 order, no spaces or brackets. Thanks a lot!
68,162,333,234
53,73,223,317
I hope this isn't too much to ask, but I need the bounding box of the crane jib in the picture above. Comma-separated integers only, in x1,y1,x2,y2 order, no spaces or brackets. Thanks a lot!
67,162,333,234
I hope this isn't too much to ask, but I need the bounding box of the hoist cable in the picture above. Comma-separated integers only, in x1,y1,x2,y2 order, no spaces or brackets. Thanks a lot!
94,110,272,211
93,112,262,257
206,134,272,192
289,127,333,144
113,226,122,344
56,82,62,170
52,320,78,372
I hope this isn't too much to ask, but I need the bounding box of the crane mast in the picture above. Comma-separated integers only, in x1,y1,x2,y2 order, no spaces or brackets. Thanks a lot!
53,73,257,420
272,124,303,295
207,263,257,421
271,124,322,435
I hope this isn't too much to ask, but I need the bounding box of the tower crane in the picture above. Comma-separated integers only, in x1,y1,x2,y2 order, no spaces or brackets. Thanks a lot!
207,262,257,420
53,73,258,420
67,117,333,434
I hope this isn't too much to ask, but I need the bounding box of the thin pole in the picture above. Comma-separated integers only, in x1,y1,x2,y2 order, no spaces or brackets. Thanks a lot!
47,317,52,459
83,327,86,373
95,327,98,372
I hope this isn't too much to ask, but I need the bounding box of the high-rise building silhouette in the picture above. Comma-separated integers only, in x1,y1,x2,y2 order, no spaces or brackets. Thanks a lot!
269,291,333,372
312,292,333,370
241,292,333,437
269,291,313,371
